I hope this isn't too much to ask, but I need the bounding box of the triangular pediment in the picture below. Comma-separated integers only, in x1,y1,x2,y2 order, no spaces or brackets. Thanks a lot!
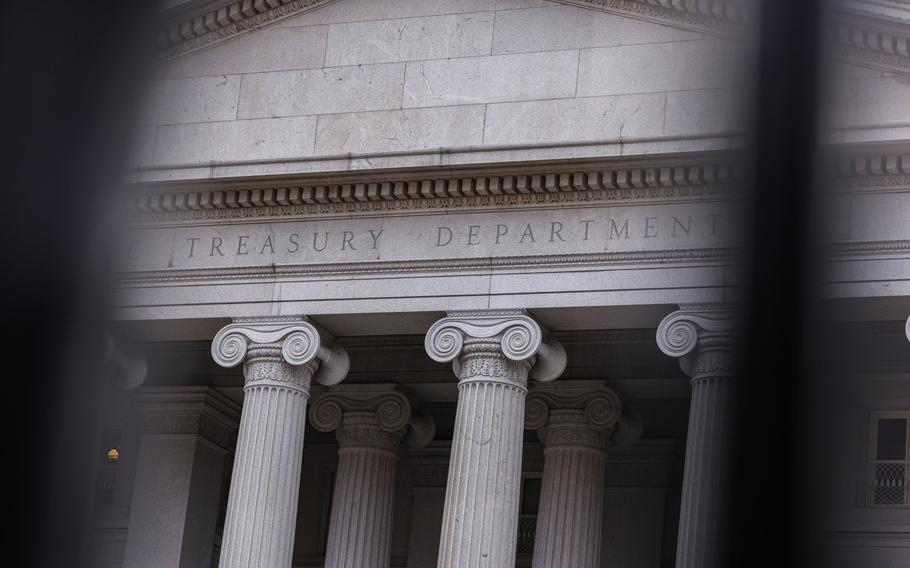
156,0,910,77
157,0,737,62
157,0,721,80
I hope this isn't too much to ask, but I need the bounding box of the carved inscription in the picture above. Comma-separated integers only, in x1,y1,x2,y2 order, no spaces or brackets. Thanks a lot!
124,203,731,272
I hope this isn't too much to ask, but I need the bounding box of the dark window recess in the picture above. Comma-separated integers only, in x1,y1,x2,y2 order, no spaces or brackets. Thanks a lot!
877,419,908,461
870,416,910,507
517,477,542,555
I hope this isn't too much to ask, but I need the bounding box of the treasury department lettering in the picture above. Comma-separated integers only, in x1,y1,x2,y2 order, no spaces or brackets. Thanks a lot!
123,209,728,271
171,214,721,258
433,215,721,247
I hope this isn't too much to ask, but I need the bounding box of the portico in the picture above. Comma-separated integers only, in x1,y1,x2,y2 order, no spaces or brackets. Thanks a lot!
85,0,910,566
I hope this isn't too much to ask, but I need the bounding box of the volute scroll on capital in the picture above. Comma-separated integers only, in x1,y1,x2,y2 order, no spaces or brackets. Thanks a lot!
211,317,350,386
524,383,623,432
656,307,737,377
309,384,436,449
424,310,567,383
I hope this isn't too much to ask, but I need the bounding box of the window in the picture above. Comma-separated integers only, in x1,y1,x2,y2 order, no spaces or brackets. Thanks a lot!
517,474,542,555
867,412,910,507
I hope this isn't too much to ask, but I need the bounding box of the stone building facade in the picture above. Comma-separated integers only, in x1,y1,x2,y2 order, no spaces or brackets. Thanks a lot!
93,1,910,567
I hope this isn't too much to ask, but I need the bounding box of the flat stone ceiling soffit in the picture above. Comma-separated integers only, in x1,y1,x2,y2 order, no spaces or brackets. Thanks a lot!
155,0,910,76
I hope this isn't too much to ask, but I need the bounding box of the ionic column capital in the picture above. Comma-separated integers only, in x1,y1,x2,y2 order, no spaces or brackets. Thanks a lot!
211,316,350,388
310,384,435,451
525,382,623,452
424,309,566,383
657,306,737,377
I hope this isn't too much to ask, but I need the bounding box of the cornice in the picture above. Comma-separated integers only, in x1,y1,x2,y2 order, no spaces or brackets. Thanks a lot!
157,0,339,60
552,0,746,36
834,150,910,192
835,1,910,75
129,159,738,226
126,148,910,227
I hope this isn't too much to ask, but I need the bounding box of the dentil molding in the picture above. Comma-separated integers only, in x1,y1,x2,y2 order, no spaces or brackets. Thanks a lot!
128,149,909,227
130,159,738,226
211,316,349,386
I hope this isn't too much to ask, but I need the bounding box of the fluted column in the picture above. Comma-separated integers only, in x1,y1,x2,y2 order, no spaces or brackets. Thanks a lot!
211,317,350,568
310,384,435,568
425,310,566,568
657,307,736,568
524,382,623,568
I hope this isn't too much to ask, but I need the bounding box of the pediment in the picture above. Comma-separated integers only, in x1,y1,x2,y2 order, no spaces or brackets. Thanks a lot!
156,0,739,62
156,0,910,76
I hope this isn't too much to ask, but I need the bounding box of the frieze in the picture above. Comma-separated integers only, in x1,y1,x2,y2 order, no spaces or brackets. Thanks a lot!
121,200,734,278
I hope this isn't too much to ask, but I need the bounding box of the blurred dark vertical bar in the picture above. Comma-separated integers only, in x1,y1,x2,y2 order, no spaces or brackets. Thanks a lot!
0,2,152,566
728,0,827,567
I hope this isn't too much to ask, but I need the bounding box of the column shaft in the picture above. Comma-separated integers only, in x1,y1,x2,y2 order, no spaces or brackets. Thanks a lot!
324,432,399,567
437,348,528,568
675,371,731,568
218,347,314,568
524,385,620,568
533,444,607,568
657,309,736,568
311,384,418,568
